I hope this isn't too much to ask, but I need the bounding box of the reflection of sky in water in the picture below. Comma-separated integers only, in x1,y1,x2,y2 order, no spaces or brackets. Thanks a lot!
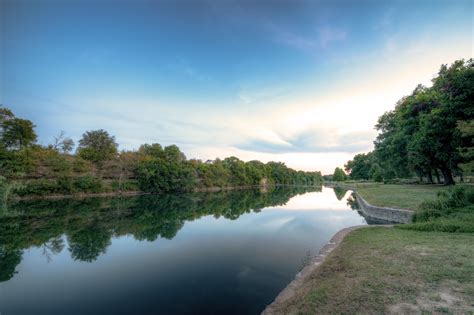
1,187,366,315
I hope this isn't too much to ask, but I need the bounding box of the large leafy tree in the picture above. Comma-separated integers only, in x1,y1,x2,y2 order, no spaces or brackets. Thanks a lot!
345,152,375,180
0,105,37,150
77,129,118,163
333,167,347,182
349,59,473,185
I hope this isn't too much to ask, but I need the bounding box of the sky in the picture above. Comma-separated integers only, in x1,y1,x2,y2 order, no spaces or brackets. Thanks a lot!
1,0,472,173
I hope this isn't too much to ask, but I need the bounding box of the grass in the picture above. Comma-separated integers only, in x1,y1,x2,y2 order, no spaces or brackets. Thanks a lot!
399,185,474,233
273,227,474,314
349,182,445,210
270,183,474,314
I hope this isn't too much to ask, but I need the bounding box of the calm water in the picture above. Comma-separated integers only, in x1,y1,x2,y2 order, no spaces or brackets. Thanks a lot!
0,186,375,314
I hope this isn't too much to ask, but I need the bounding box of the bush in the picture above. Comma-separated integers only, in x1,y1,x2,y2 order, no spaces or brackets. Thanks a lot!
111,179,139,192
74,176,104,193
414,185,474,222
72,157,93,173
57,176,75,194
14,179,58,196
401,186,474,233
0,176,12,204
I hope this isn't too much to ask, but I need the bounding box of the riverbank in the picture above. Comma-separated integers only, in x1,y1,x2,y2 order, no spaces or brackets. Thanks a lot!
265,227,474,314
327,182,445,210
264,183,474,314
8,183,321,201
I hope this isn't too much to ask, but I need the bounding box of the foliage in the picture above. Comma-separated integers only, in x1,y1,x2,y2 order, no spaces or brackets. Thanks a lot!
344,152,374,180
398,185,474,233
457,120,474,173
345,59,473,184
369,163,383,182
52,130,75,153
0,247,22,282
73,175,104,193
333,186,347,200
0,107,322,197
13,176,106,196
137,158,196,193
333,167,347,182
0,105,37,150
77,129,118,163
0,186,319,274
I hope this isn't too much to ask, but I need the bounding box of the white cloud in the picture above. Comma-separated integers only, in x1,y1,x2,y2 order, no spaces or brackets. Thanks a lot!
37,25,472,174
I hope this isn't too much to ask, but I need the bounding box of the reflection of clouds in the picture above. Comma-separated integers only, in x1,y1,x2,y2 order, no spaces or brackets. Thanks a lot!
261,216,295,229
237,265,253,279
273,187,352,211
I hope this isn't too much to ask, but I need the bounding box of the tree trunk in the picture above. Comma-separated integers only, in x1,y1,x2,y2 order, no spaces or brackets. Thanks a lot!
440,166,455,185
426,171,434,184
434,169,441,184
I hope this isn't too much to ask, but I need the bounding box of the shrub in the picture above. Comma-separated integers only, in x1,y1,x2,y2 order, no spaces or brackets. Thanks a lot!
14,179,58,196
402,186,474,233
414,185,474,222
74,176,104,193
57,176,75,194
0,176,12,204
111,179,139,192
72,157,93,173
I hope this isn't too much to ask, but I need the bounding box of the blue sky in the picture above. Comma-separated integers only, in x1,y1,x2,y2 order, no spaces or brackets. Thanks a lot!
1,0,472,173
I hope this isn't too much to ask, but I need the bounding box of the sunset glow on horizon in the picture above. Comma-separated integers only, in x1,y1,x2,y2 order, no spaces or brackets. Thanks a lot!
1,0,472,173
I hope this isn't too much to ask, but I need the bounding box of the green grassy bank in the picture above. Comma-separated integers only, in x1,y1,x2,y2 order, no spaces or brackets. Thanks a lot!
271,183,474,314
348,182,445,210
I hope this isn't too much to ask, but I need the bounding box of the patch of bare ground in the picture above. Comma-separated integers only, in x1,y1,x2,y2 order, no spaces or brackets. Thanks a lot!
388,283,473,314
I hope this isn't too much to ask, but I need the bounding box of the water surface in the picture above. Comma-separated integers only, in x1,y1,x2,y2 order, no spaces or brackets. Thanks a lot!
0,186,374,314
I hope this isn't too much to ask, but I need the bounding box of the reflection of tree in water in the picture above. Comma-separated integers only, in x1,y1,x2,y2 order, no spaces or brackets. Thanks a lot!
68,226,112,262
0,186,321,280
333,187,348,201
0,247,22,282
346,193,359,210
41,236,64,263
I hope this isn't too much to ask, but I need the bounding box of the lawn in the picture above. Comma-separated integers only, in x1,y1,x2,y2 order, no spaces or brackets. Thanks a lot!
271,227,474,314
267,184,474,314
348,183,446,210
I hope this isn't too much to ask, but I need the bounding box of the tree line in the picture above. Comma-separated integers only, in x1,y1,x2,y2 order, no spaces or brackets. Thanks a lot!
0,106,322,198
344,59,473,185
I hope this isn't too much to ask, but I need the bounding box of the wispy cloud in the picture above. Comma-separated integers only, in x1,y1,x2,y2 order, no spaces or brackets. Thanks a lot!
317,26,346,48
165,59,212,82
272,24,347,52
374,7,395,30
236,128,374,154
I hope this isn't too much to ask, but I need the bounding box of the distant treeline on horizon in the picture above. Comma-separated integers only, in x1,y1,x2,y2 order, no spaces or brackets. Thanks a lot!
0,106,322,199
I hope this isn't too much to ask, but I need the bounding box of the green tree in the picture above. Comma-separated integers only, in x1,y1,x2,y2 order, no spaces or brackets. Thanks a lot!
77,129,118,163
457,120,474,174
333,167,347,182
369,163,383,182
139,143,164,158
0,106,37,150
345,152,375,180
0,248,22,282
